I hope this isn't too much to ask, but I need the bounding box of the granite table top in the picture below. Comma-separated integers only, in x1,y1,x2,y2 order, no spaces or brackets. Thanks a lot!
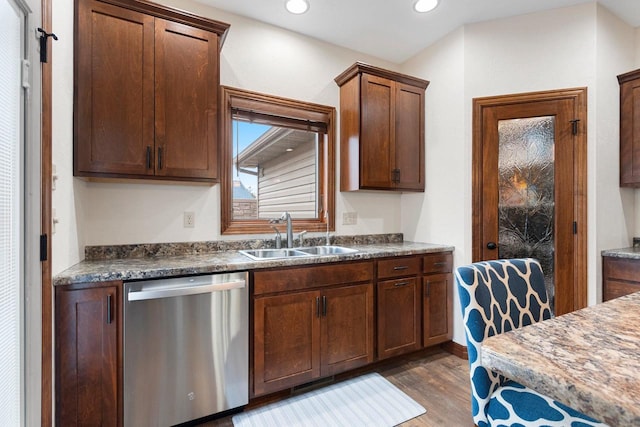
53,241,454,286
481,292,640,426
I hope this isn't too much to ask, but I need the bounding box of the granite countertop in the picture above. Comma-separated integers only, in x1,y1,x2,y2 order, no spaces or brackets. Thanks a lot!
481,292,640,426
53,238,454,286
601,246,640,260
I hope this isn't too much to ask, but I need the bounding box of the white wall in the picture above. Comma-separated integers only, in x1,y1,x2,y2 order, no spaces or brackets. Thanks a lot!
400,28,467,343
401,3,636,344
51,0,402,274
594,5,636,301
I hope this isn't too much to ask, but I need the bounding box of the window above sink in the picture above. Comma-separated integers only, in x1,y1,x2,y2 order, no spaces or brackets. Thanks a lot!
220,86,336,236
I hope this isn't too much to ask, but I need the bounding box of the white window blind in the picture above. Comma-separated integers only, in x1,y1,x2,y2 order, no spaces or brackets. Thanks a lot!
0,0,24,424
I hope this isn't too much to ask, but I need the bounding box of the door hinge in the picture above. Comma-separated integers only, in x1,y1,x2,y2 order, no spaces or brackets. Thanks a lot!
570,119,580,136
573,221,577,235
40,234,48,261
37,28,58,63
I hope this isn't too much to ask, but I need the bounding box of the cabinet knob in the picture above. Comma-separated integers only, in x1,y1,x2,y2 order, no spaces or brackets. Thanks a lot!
486,242,497,250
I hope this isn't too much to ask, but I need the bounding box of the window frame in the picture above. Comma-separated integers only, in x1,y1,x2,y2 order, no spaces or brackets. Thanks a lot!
220,86,335,235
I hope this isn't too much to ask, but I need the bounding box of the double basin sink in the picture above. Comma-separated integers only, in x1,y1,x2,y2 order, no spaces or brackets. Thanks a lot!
239,245,358,260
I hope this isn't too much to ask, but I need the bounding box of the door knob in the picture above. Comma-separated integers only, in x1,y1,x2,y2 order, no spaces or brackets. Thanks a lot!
486,242,497,250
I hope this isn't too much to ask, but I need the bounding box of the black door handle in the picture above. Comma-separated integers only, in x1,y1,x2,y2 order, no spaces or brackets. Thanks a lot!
486,242,497,250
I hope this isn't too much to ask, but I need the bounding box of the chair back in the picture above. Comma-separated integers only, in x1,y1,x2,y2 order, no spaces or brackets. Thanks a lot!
454,258,552,426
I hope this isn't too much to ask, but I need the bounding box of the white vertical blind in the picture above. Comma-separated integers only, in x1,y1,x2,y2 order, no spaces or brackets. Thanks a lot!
0,0,24,424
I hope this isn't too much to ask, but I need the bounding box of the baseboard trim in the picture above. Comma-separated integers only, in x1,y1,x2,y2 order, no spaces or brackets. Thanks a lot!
441,341,468,360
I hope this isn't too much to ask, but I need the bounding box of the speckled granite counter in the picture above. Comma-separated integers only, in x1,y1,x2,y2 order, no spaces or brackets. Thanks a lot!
53,239,454,286
601,246,640,260
481,292,640,426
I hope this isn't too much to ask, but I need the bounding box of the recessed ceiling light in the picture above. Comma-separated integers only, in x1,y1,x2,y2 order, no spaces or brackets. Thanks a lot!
285,0,309,14
414,0,438,13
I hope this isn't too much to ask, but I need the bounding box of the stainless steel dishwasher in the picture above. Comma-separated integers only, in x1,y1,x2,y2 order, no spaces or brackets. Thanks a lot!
123,272,248,426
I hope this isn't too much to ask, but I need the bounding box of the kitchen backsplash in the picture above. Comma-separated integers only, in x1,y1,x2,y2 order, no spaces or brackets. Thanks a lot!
84,233,404,260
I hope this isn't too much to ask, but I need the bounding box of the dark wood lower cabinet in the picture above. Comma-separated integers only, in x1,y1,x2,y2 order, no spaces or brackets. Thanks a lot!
321,283,374,375
602,255,640,301
423,273,453,346
252,282,374,397
56,282,121,426
377,277,421,359
253,290,321,396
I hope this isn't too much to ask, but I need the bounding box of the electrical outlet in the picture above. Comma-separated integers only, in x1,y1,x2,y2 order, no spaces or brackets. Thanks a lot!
183,212,195,228
342,211,357,225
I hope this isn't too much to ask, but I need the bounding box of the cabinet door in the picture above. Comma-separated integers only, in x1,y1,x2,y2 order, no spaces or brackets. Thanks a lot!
360,74,394,189
320,283,374,376
75,0,155,177
395,82,425,191
253,291,321,396
56,285,119,426
619,71,640,187
155,19,220,180
377,277,421,359
423,274,453,347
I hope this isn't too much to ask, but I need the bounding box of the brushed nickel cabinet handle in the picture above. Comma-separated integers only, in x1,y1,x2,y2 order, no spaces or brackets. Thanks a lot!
393,266,409,271
394,282,410,287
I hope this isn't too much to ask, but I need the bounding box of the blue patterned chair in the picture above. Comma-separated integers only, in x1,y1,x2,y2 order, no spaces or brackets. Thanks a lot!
455,258,606,427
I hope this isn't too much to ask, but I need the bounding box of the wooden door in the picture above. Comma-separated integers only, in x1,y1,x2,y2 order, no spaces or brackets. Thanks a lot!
75,0,154,177
395,82,425,191
320,283,374,376
377,277,421,359
56,284,119,426
423,274,452,346
155,19,219,180
253,291,321,396
360,74,394,189
473,89,587,315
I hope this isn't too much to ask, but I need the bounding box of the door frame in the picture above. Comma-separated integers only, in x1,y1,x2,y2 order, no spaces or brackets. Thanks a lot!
472,88,588,313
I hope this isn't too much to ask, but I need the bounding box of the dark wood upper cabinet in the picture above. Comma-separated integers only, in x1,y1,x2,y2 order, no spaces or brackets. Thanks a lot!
335,62,429,192
618,68,640,187
74,0,229,182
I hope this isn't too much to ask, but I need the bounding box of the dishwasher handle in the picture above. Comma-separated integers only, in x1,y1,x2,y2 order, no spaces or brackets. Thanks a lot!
128,279,245,302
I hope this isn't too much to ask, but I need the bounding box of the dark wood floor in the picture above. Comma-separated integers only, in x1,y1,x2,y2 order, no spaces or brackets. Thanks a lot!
198,349,473,426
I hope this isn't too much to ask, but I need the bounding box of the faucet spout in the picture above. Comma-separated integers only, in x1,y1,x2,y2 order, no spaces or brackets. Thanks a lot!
281,212,293,248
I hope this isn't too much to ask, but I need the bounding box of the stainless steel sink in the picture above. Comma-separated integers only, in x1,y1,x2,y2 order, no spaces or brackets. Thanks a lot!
239,245,358,260
297,245,359,255
238,248,311,260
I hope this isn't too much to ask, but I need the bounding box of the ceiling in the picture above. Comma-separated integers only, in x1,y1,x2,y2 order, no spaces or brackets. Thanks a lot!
195,0,640,63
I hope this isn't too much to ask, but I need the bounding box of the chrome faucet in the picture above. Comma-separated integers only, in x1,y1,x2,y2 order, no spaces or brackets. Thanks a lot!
281,212,294,248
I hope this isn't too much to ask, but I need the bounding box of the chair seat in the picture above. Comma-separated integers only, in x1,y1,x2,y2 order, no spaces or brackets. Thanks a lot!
487,380,607,427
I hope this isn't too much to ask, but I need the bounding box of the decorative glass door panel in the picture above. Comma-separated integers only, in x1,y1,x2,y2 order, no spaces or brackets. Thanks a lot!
497,116,555,309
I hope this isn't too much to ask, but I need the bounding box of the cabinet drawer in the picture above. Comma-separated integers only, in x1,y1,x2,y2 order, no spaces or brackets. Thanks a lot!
377,256,421,279
423,252,452,274
253,261,373,295
604,279,640,301
603,257,640,281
